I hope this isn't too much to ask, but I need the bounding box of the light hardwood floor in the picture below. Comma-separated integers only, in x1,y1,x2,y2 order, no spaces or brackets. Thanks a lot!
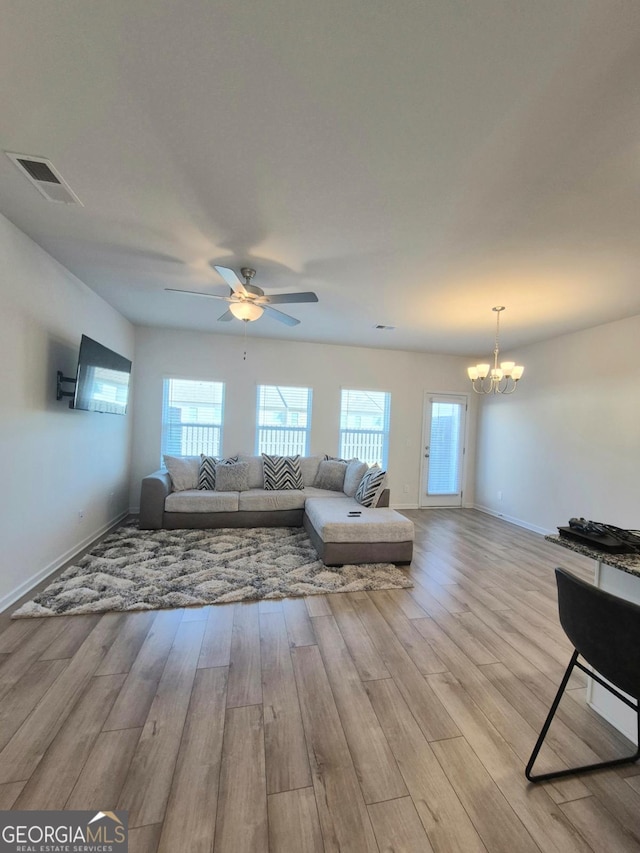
1,509,639,851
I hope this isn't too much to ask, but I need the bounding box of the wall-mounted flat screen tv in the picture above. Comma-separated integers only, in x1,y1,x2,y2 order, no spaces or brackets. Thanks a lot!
72,335,132,415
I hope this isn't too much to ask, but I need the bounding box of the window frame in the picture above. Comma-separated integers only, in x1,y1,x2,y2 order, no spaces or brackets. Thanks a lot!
255,384,313,457
160,376,225,464
339,388,391,467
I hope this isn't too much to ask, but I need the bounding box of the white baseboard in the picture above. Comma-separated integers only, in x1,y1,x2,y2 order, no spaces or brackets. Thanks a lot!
393,503,475,511
0,511,129,615
473,503,552,536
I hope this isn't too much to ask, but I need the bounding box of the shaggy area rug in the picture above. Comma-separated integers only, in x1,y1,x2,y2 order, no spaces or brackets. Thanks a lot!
12,524,413,617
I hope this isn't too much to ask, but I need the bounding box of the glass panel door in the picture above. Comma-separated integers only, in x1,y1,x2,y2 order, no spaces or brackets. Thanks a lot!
420,394,467,507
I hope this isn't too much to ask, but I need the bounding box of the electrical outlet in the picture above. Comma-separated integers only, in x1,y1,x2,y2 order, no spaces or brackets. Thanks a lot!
403,484,409,494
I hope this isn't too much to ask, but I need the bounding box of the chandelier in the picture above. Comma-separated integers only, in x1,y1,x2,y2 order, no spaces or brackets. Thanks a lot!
467,306,524,394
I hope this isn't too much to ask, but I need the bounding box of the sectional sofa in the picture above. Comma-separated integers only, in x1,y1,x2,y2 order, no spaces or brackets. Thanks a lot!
139,453,414,566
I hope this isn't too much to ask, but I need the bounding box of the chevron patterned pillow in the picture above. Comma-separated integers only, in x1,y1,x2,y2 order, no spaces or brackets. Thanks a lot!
198,454,238,490
262,454,304,490
354,465,387,507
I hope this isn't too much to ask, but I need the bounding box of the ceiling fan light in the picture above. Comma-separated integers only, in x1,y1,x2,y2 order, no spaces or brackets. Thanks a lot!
229,301,264,322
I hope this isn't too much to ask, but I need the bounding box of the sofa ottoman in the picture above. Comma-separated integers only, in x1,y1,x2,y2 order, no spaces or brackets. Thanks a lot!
303,497,414,566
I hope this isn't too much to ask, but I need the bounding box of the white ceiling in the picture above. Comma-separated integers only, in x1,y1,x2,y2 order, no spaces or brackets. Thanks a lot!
1,0,639,356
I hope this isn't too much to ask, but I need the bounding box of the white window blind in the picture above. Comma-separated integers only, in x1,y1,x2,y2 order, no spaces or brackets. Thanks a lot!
161,378,225,462
427,401,462,494
256,385,312,456
339,389,391,467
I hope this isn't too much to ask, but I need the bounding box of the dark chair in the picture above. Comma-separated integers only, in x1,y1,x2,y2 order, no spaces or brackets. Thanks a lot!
525,567,640,782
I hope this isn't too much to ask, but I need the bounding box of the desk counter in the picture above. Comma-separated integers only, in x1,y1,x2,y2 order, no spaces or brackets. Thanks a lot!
545,533,640,577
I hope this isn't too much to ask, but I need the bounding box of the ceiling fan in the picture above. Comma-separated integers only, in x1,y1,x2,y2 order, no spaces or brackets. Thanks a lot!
165,266,318,326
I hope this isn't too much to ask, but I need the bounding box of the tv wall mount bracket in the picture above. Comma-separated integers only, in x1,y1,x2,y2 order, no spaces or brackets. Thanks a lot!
56,370,76,406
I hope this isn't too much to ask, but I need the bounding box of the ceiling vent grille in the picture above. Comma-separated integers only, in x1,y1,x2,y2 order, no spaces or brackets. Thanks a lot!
5,152,83,205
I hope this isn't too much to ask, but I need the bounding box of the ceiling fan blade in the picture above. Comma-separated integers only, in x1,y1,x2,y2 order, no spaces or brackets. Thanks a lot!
165,287,232,302
262,304,300,326
213,265,248,296
259,292,319,305
217,309,234,322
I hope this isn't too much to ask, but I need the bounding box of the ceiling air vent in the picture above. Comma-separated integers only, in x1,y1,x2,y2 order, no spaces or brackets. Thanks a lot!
5,152,83,205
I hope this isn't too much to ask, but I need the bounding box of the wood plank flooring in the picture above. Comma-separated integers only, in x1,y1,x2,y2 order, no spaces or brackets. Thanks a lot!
1,508,640,851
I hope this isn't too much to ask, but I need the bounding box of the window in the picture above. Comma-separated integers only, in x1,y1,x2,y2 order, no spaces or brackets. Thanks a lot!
339,389,391,467
161,378,225,462
427,400,462,495
256,385,312,456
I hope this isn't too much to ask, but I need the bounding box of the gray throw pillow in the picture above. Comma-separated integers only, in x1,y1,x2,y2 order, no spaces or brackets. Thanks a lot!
343,459,369,497
313,459,348,491
198,454,239,490
215,461,250,492
163,455,201,491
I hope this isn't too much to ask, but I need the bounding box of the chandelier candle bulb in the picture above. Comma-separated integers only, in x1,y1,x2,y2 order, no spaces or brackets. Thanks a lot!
467,306,525,395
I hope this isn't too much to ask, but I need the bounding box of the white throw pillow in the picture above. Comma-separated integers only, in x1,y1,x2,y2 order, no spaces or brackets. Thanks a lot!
162,455,201,491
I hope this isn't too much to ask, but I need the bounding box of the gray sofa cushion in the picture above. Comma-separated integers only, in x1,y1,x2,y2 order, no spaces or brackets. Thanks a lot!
300,455,322,486
215,462,250,492
304,497,414,543
313,459,347,491
303,486,351,500
238,454,265,489
165,490,239,512
238,488,307,511
343,459,369,497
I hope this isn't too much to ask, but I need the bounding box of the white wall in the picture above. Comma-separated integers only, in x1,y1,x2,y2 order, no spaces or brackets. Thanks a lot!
474,314,640,534
130,328,477,511
0,213,134,610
